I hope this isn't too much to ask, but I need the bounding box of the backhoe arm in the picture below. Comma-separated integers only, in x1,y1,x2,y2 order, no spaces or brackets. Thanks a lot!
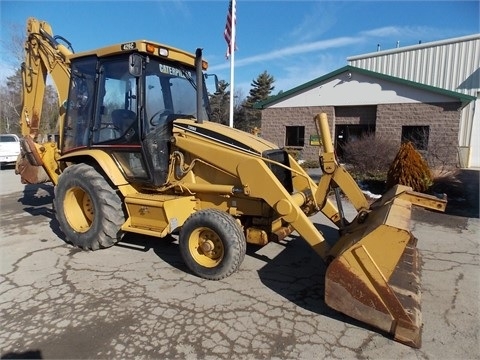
17,17,73,184
22,18,72,139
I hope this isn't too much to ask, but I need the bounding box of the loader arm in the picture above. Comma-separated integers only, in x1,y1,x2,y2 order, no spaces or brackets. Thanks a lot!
313,112,446,235
241,113,447,348
237,158,332,260
16,17,73,185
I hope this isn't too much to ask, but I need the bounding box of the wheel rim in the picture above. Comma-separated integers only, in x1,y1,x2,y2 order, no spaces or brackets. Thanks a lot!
63,186,94,233
188,227,224,268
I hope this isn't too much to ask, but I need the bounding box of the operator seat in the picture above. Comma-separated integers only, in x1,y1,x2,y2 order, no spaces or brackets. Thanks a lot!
143,113,176,187
111,109,136,134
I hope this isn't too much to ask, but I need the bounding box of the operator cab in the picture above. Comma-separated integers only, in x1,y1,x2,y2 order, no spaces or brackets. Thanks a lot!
63,50,210,187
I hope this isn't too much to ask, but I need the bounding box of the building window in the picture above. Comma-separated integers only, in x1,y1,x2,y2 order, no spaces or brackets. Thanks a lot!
402,125,429,151
285,126,305,147
335,124,375,158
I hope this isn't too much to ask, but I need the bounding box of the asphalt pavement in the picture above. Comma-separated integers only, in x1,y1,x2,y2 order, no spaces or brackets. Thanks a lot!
0,166,479,359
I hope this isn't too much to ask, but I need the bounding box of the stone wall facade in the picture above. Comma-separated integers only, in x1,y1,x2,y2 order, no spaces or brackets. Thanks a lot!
376,102,462,167
261,106,334,161
334,105,377,125
261,102,462,167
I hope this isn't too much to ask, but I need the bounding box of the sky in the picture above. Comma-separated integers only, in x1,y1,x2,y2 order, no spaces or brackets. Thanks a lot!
1,0,479,100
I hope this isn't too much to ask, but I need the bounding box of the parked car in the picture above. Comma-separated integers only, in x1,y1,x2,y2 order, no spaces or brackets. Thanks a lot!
0,134,21,168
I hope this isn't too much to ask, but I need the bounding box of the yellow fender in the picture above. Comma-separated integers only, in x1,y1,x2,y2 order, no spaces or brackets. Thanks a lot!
59,150,133,195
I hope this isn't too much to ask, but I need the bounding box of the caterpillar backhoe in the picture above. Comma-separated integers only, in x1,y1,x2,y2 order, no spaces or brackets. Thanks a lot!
16,17,446,348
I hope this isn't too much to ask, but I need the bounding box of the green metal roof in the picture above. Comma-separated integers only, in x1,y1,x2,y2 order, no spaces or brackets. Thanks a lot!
254,65,476,109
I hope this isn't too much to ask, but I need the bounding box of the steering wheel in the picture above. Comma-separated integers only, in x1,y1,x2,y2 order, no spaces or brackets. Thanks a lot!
98,123,122,134
149,109,173,126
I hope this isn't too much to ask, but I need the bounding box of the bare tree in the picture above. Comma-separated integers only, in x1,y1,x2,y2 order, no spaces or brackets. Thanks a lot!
1,22,25,68
341,132,398,180
0,22,25,135
0,70,22,134
0,21,60,137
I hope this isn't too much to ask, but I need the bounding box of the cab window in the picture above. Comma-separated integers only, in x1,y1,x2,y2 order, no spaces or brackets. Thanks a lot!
92,59,138,144
63,57,96,151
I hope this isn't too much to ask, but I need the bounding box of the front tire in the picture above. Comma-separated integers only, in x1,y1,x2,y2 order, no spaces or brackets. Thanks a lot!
179,209,246,280
54,163,125,250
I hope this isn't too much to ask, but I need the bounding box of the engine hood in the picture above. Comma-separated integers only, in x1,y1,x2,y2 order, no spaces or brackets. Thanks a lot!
173,119,279,155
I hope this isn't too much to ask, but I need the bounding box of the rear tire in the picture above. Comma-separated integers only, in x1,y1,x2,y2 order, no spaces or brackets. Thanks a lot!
54,163,125,250
179,209,246,280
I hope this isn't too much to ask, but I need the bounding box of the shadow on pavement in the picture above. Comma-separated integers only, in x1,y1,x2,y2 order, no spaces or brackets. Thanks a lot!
117,232,191,274
13,169,476,345
13,181,394,342
431,169,479,219
117,222,381,337
1,350,43,359
17,182,65,241
252,222,386,338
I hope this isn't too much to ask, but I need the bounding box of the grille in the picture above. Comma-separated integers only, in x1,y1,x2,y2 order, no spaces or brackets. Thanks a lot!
262,149,293,194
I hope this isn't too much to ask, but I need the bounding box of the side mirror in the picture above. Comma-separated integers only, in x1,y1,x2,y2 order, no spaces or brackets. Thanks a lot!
129,53,142,77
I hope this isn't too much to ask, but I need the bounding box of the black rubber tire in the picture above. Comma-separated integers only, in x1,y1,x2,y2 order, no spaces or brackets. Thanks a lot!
54,163,125,250
179,209,246,280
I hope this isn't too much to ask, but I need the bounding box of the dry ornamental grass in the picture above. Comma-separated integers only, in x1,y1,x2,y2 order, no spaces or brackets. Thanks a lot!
386,141,433,193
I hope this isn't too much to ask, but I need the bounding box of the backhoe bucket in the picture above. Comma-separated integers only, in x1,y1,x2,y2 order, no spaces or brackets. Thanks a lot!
324,186,440,348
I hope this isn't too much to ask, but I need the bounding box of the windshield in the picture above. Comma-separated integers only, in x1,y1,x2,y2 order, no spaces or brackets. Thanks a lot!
0,135,18,142
144,59,209,133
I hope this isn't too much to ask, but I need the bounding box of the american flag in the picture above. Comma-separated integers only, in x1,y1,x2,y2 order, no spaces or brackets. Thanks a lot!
224,0,236,58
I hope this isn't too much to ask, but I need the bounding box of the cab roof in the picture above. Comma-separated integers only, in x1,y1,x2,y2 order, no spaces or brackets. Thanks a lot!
69,40,208,70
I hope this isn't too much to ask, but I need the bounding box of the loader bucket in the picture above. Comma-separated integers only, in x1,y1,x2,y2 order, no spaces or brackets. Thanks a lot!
309,113,445,347
324,191,425,348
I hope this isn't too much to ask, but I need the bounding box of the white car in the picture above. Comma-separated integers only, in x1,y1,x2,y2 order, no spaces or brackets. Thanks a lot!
0,134,21,168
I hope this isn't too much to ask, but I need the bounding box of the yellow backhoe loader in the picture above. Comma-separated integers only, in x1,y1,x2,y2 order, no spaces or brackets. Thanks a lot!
16,18,446,348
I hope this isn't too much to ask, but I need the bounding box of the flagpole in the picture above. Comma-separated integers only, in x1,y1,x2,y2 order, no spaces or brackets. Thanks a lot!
228,0,236,128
